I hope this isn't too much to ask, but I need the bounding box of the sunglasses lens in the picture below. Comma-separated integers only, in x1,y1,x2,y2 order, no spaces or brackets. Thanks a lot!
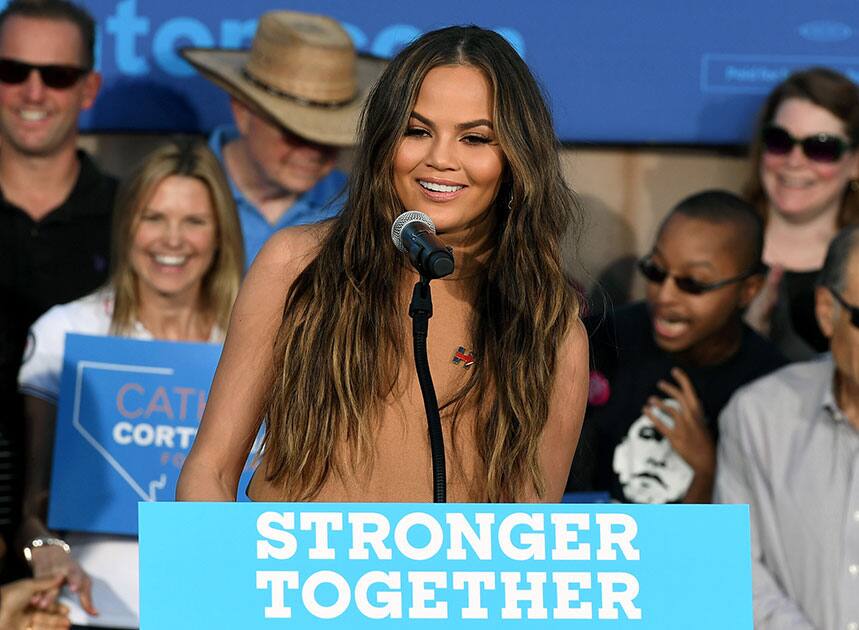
762,126,794,155
801,136,844,163
674,278,707,295
0,59,84,89
40,66,85,89
830,289,859,328
638,261,666,284
0,59,30,84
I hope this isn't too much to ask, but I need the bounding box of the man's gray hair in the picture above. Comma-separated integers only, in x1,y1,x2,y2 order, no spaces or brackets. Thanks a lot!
818,224,859,293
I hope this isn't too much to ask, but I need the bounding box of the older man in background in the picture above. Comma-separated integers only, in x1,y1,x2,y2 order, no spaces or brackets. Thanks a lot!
716,224,859,630
182,10,385,269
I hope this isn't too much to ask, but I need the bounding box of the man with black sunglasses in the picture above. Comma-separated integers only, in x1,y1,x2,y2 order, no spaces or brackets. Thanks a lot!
0,0,116,623
716,225,859,629
567,191,786,504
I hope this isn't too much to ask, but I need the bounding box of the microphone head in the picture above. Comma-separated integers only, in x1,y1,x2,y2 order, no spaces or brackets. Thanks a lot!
391,211,435,253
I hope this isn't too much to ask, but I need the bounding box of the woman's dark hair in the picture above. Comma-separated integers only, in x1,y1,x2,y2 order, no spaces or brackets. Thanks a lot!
261,26,581,502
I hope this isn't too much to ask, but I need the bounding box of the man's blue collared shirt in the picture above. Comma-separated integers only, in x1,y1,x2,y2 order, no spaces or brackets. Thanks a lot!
208,125,347,270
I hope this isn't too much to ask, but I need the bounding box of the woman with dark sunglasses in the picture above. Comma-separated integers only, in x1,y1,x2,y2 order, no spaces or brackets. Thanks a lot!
742,67,859,360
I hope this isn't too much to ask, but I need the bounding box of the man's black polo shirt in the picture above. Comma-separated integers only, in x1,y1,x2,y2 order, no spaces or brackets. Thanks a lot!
0,150,117,331
0,150,116,538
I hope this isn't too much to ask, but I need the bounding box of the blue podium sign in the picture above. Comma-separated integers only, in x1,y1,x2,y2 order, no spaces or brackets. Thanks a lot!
139,503,752,629
48,334,258,535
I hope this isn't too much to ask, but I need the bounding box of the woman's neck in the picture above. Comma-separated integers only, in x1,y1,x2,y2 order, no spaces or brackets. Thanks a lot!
436,213,495,283
764,207,838,271
135,287,212,341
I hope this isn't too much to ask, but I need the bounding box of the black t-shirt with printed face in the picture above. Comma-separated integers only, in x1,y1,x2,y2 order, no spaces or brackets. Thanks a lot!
566,301,787,503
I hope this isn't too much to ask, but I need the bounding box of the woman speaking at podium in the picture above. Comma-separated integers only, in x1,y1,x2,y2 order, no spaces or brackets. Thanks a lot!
178,25,588,504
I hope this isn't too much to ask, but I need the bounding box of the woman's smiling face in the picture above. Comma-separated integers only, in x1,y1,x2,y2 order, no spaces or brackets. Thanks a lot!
130,175,218,302
393,64,506,245
761,97,859,223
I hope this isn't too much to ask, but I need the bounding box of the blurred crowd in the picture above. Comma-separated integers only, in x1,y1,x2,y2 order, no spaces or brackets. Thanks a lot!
0,1,857,629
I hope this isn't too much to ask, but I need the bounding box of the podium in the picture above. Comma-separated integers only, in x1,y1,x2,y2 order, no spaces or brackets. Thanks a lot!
139,502,752,628
49,335,753,627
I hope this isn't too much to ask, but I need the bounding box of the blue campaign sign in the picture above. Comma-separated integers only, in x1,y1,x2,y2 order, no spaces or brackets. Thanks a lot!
11,0,855,143
139,502,752,629
48,334,259,535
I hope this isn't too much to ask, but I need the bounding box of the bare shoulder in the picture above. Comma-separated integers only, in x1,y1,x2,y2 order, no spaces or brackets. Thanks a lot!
249,222,331,285
549,316,589,432
529,317,589,502
236,223,331,312
556,317,589,383
548,317,590,447
226,222,332,355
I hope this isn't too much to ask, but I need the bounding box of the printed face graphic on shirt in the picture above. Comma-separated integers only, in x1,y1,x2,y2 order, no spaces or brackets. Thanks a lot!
613,413,693,503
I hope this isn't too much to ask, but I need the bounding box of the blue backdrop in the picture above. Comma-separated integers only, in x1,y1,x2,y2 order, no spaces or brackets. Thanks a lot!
10,0,859,144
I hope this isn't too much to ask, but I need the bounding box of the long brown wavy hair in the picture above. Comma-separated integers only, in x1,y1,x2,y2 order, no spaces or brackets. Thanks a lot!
743,67,859,227
109,140,244,335
261,26,582,502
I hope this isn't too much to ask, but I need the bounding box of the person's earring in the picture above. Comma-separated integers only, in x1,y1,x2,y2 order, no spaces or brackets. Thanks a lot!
850,180,859,193
508,192,514,211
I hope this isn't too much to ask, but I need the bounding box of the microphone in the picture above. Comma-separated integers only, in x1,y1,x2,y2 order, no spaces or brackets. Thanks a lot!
391,211,455,279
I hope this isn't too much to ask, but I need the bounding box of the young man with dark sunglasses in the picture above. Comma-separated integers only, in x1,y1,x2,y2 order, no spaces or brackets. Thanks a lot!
0,0,116,620
567,190,786,504
715,224,859,629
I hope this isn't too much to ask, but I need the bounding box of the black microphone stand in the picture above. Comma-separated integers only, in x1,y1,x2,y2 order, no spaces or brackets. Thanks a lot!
408,275,446,503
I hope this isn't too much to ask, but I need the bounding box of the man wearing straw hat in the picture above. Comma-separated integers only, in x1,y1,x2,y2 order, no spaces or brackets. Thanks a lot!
182,11,385,269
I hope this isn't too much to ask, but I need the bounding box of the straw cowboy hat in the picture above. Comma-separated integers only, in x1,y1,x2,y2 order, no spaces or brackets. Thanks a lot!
181,11,386,147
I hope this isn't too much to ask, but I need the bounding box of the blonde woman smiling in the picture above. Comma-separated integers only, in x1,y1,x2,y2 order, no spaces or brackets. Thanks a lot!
18,140,243,628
